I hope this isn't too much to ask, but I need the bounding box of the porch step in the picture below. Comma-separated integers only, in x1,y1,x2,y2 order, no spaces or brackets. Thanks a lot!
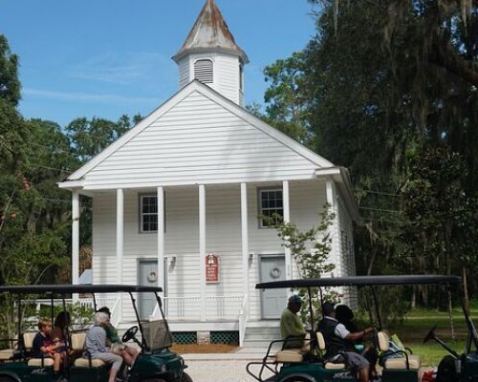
242,323,281,349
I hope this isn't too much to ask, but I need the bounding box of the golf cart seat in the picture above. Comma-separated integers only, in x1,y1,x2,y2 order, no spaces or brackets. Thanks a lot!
0,349,14,360
275,333,311,363
378,331,421,370
316,332,346,369
23,332,55,367
71,332,106,368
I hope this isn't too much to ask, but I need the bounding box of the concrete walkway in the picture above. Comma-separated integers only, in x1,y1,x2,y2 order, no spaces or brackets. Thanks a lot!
185,359,274,382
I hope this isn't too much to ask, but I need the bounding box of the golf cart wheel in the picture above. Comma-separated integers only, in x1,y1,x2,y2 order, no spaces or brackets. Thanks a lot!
178,372,193,382
0,377,16,382
141,379,167,382
279,376,316,382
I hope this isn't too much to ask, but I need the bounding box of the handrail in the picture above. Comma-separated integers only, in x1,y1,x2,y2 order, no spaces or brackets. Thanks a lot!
150,295,245,321
238,294,249,347
109,297,121,327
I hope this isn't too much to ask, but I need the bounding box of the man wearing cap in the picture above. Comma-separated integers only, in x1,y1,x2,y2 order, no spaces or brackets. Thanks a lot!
280,295,306,349
317,302,372,382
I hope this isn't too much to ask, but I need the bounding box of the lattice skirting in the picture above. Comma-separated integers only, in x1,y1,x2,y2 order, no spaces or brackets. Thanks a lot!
171,331,239,345
210,331,239,344
172,331,198,344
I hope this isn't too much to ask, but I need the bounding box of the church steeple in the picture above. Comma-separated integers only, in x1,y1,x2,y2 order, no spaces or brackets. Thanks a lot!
173,0,248,106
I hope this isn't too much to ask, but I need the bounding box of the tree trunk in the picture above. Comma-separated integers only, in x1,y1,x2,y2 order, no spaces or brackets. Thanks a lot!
447,288,455,341
463,267,470,315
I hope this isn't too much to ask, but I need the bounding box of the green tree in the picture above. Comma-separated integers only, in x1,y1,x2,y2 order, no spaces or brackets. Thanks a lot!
267,206,336,322
259,1,478,297
65,114,139,162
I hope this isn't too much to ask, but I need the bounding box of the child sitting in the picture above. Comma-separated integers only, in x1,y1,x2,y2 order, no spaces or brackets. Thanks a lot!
32,320,66,382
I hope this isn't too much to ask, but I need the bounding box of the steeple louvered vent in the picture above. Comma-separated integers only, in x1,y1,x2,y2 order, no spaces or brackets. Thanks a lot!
194,59,213,84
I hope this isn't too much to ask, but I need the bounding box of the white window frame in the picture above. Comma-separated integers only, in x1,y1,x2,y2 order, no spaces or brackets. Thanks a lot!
258,187,284,228
139,194,165,234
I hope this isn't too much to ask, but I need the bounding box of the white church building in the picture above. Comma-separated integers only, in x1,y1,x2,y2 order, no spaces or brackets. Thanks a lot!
59,0,359,346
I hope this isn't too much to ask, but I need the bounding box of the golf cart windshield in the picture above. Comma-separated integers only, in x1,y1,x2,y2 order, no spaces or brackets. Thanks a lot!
142,319,173,351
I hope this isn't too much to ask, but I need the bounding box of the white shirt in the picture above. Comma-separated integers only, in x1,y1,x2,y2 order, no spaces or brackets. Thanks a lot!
324,316,350,339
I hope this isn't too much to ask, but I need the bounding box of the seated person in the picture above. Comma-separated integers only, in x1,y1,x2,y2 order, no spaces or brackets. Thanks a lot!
97,306,138,366
32,320,66,382
317,302,372,382
85,312,123,382
335,305,359,332
335,304,364,352
280,295,306,349
51,311,70,353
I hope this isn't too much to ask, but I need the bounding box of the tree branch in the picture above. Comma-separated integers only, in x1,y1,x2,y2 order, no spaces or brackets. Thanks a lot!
430,40,478,88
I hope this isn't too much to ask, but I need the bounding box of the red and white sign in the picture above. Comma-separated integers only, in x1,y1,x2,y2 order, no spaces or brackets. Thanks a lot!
206,254,220,283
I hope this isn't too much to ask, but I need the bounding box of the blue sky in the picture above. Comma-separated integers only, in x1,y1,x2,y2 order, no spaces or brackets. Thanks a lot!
0,1,317,127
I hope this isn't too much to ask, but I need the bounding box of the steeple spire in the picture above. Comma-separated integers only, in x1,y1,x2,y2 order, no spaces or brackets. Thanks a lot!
173,0,248,106
173,0,248,64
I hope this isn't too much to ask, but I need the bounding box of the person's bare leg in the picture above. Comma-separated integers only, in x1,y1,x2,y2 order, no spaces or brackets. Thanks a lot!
358,367,369,382
53,353,61,372
126,346,138,362
120,350,133,366
109,368,118,382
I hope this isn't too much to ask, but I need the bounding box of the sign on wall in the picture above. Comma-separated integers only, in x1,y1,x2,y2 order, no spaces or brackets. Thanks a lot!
206,253,220,283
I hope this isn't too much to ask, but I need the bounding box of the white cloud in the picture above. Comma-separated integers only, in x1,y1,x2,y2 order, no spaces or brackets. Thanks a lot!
23,88,160,106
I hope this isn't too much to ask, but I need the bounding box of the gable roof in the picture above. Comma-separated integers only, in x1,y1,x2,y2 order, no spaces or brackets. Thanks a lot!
172,0,248,64
63,80,334,184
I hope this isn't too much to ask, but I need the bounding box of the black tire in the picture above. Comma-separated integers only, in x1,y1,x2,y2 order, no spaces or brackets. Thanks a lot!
0,377,16,382
436,355,457,382
141,379,167,382
279,376,316,382
179,372,193,382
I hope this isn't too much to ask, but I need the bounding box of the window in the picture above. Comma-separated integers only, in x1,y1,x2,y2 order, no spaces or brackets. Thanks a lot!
258,189,284,228
194,59,213,84
140,195,158,233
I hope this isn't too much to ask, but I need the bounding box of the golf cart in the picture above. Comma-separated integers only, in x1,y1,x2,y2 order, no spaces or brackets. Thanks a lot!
0,284,192,382
246,275,478,382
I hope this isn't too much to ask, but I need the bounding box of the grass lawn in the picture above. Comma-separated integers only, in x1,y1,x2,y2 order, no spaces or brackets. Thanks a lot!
377,308,477,366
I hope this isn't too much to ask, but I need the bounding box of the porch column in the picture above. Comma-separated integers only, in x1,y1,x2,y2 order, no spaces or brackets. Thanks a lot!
157,186,165,291
325,179,339,275
72,190,80,287
116,189,124,322
199,184,206,321
283,180,292,280
241,183,249,296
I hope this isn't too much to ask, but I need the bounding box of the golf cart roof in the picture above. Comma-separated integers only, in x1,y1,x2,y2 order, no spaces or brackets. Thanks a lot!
256,275,461,289
0,284,163,294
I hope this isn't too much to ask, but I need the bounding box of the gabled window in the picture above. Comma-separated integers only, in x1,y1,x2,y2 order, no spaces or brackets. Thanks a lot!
139,195,165,233
258,188,284,228
194,59,213,84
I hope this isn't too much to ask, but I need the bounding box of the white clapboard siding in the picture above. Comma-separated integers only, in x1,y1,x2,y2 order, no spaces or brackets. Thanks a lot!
178,57,191,89
91,180,332,321
82,90,319,189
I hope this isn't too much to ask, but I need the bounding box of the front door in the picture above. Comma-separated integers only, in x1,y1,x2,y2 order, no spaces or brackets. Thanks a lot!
138,259,167,319
260,255,287,319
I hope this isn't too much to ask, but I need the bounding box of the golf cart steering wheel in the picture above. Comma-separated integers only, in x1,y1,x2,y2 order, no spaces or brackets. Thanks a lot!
423,324,438,344
122,325,139,343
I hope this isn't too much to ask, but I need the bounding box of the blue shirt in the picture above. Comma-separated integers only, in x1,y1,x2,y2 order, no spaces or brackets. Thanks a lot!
85,326,107,358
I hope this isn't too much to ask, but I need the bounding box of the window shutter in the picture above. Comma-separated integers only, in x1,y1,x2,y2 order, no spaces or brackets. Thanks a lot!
194,59,213,84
